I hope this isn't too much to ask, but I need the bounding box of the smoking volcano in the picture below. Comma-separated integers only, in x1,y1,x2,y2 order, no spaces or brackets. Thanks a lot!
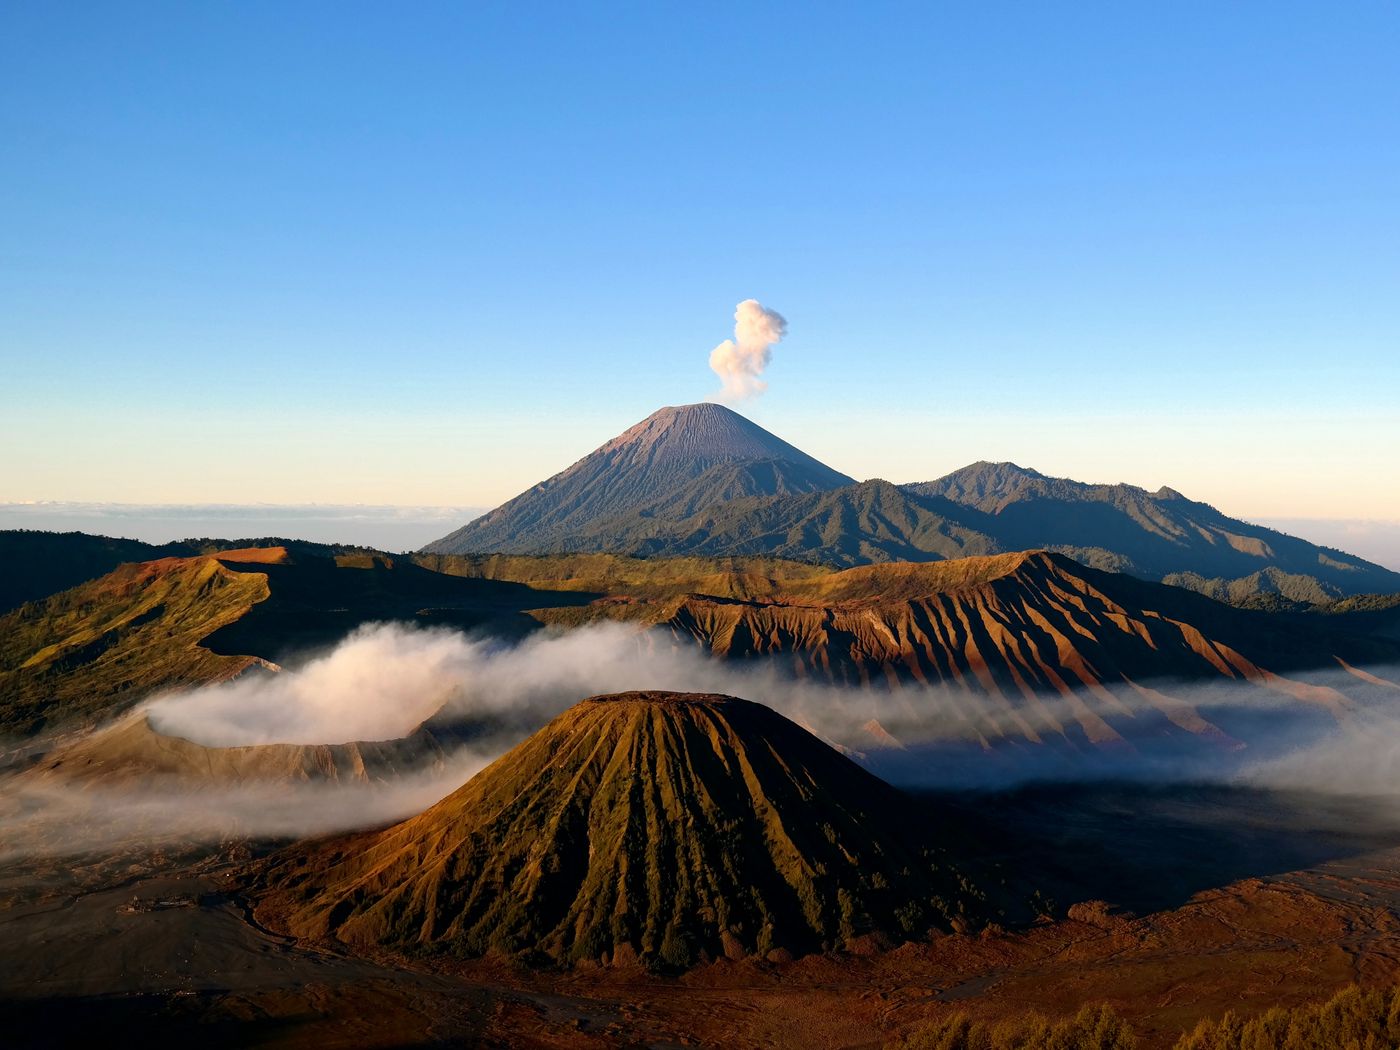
255,691,989,969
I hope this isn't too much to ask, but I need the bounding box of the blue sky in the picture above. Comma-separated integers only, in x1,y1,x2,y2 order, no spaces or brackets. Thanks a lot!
2,2,1397,519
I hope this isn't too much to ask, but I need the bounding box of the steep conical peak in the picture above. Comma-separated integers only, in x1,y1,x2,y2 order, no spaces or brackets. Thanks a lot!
597,403,824,466
255,690,985,969
422,403,853,555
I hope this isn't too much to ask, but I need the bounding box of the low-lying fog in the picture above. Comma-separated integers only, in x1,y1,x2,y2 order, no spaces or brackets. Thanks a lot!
5,621,1400,862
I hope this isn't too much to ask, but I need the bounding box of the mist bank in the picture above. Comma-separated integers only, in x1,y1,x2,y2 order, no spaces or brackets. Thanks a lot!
1262,517,1400,573
146,621,1400,791
0,746,495,866
10,621,1400,863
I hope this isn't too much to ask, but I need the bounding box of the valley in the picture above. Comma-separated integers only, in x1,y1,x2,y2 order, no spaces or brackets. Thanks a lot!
7,783,1400,1048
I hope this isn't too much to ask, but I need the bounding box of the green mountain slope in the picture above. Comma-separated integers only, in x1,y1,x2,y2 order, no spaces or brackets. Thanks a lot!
8,544,1395,757
419,406,1398,600
0,546,597,736
0,531,194,614
527,469,1397,598
907,462,1399,594
603,479,998,564
0,552,272,736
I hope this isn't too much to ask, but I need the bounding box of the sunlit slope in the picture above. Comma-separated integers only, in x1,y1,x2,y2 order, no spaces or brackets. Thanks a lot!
419,403,1399,598
0,531,195,614
663,551,1376,690
0,553,275,736
415,549,832,598
0,546,599,736
256,691,986,968
0,530,403,617
535,551,1400,748
8,545,1393,749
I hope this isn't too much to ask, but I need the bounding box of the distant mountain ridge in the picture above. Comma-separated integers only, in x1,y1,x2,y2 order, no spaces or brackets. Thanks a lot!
423,409,1400,599
0,531,391,616
907,460,1395,590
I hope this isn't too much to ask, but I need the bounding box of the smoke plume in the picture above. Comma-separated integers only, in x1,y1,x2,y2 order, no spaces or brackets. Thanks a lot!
709,298,787,400
147,623,480,746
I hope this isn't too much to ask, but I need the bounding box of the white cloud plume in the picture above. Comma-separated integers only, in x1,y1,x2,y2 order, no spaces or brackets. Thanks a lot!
146,623,474,745
143,621,1400,798
11,618,1400,863
708,298,787,400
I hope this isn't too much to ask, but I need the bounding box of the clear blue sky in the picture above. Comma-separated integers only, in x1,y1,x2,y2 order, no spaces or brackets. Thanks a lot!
3,2,1397,518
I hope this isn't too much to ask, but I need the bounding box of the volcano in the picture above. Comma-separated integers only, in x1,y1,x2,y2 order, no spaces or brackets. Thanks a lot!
255,691,985,968
423,403,854,555
418,405,1399,599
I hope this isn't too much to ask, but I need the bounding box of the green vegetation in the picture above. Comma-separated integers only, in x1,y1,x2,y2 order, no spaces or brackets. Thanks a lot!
580,478,1002,567
0,530,390,616
7,542,1397,743
1161,567,1342,607
0,546,609,736
423,408,1400,597
415,549,833,597
0,530,191,614
887,1004,1136,1050
0,556,269,735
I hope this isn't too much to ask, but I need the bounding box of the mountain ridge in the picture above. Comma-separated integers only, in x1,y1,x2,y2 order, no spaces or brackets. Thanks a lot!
421,405,1398,598
6,545,1398,766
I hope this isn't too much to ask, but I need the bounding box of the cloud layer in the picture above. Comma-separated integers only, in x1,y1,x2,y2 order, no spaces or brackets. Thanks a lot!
10,619,1400,862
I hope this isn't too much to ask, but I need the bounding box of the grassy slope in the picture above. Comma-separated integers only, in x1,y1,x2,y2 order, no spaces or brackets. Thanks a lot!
0,531,196,614
0,555,271,736
414,550,833,597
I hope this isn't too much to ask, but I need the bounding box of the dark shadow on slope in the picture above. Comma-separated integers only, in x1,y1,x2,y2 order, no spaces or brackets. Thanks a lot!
204,556,601,663
922,781,1400,920
0,995,316,1050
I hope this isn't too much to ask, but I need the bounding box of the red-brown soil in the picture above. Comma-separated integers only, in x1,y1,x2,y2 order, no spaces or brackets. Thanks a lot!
6,784,1400,1049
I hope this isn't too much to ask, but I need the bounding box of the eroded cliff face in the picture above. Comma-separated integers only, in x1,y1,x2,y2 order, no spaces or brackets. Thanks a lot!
650,551,1380,748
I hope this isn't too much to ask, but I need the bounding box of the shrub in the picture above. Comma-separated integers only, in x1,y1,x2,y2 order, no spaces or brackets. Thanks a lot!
1173,983,1400,1050
888,1003,1137,1050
